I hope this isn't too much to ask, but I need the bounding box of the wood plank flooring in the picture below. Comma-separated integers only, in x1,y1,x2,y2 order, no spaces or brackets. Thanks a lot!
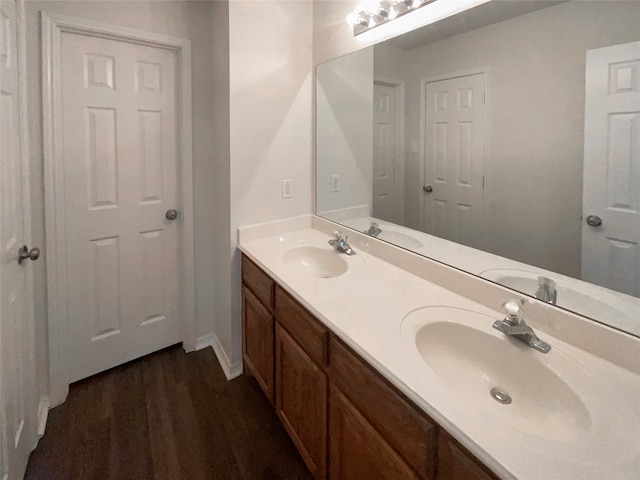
25,345,313,480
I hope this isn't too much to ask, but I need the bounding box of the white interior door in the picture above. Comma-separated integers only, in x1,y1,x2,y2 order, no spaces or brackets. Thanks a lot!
582,41,640,296
1,1,38,478
60,32,181,382
373,82,396,222
422,73,486,249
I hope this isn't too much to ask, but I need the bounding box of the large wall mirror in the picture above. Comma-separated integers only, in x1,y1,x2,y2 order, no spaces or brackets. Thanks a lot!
315,0,640,337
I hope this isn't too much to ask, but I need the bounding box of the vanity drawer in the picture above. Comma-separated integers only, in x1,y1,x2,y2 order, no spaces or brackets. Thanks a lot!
329,336,437,479
275,286,329,368
242,254,275,311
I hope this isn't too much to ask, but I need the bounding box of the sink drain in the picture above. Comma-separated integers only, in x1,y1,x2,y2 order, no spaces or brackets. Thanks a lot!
490,387,512,405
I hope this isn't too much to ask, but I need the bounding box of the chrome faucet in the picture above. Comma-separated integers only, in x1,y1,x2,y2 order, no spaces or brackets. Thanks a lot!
535,276,557,305
364,222,382,238
492,300,551,353
328,230,356,256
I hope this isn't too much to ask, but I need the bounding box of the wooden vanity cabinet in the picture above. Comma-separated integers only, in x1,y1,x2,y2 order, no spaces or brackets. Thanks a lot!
240,254,500,480
241,256,275,403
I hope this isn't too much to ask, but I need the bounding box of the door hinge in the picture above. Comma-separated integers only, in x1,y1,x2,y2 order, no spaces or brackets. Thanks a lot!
482,176,485,188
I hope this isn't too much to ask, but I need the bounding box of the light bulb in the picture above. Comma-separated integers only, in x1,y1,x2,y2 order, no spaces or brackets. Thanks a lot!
346,10,370,26
345,11,359,25
363,0,377,13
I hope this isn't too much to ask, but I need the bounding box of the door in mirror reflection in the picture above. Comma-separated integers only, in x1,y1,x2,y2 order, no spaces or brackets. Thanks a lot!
582,41,640,297
422,72,486,250
373,78,406,225
373,82,397,222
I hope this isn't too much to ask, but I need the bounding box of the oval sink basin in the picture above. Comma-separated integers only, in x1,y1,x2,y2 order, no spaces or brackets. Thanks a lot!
282,246,348,279
402,307,592,442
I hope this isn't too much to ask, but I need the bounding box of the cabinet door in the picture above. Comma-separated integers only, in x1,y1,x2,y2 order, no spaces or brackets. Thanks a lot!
437,431,498,480
329,386,421,480
276,324,327,480
242,286,275,403
329,337,437,477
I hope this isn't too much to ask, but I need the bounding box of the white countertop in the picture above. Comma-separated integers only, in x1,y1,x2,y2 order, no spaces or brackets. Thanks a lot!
238,225,640,480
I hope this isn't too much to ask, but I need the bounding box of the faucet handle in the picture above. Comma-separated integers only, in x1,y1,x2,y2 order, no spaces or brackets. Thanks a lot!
502,299,525,324
332,230,342,240
370,222,379,228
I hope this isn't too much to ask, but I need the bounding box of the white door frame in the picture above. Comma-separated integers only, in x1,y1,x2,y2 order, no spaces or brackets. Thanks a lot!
374,76,405,224
418,67,490,240
41,12,195,406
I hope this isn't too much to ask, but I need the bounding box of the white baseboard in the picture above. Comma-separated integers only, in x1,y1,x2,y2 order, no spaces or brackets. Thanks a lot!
210,334,243,380
195,333,216,351
37,395,50,437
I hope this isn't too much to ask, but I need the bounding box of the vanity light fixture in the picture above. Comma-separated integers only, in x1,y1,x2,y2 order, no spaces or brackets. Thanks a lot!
348,0,436,36
348,0,492,43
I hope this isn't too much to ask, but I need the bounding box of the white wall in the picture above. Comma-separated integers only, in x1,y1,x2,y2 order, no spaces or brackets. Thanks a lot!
316,47,373,216
213,0,313,368
24,0,217,398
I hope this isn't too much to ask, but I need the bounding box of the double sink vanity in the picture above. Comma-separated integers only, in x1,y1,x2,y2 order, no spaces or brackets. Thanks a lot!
238,216,640,480
239,3,640,477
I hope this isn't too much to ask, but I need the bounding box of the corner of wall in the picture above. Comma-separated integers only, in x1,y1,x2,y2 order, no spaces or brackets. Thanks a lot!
210,0,234,368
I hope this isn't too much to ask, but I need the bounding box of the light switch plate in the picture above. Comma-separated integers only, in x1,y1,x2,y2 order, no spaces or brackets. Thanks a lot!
282,179,292,198
331,174,340,192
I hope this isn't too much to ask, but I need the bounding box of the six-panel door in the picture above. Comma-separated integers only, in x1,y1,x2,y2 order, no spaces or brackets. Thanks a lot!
60,32,181,381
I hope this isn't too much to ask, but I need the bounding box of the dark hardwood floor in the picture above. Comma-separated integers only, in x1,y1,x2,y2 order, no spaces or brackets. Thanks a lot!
25,345,313,480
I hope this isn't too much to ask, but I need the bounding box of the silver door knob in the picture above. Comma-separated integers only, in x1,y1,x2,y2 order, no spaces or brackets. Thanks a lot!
423,185,433,193
165,209,178,221
18,245,40,265
586,215,602,227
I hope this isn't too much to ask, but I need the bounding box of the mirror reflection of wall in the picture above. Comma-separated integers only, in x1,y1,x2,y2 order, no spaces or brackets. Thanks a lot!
315,0,640,336
316,48,373,222
379,1,640,279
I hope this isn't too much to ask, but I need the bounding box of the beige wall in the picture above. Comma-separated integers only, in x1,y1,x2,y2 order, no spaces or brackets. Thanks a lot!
24,0,217,398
